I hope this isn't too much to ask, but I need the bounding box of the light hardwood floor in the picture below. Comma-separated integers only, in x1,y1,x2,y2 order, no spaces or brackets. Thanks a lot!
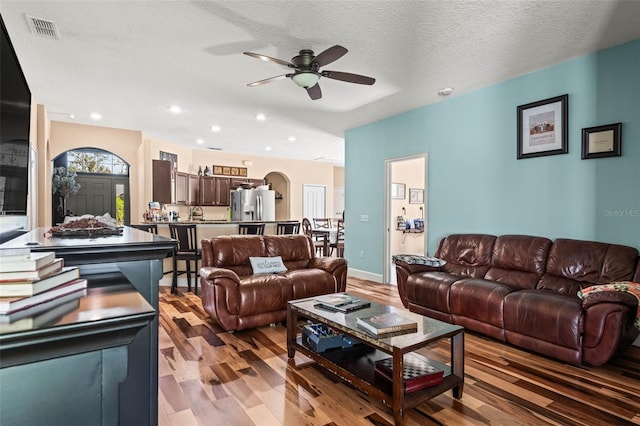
158,278,640,426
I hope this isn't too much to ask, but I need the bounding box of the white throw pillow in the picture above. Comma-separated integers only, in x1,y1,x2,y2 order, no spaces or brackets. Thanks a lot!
249,256,287,274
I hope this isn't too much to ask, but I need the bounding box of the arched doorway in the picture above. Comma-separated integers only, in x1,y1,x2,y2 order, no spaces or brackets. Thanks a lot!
264,171,290,221
52,148,130,225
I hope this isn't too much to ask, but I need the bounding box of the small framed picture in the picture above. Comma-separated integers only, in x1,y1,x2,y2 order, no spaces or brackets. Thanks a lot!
517,94,568,159
581,123,621,159
391,183,405,199
409,188,423,204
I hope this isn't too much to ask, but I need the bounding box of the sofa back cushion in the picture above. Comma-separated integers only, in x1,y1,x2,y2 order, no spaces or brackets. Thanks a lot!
264,235,314,270
538,238,639,295
435,234,496,278
484,235,552,290
201,235,267,276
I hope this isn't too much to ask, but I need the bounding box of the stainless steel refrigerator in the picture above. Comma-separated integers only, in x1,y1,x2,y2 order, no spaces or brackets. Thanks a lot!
231,188,275,221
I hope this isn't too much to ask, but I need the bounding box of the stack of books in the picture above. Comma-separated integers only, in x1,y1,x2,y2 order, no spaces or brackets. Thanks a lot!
374,353,445,393
0,248,87,331
314,293,371,313
356,312,418,338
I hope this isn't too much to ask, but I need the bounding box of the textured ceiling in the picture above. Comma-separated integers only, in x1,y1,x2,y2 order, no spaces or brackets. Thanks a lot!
2,1,639,165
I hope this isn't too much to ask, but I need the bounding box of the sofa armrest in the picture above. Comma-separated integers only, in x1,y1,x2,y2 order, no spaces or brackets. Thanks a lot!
394,260,443,275
309,257,348,292
200,266,240,283
581,290,638,310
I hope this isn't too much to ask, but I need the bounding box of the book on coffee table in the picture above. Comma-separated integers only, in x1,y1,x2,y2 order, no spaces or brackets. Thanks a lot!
374,353,445,393
356,312,417,337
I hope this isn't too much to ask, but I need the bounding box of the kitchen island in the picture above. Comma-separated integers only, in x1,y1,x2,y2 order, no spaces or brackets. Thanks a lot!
0,227,175,426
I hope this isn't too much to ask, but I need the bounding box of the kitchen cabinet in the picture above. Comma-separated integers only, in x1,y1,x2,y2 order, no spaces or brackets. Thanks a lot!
216,177,231,206
188,174,199,206
199,176,231,206
152,160,171,204
175,172,188,204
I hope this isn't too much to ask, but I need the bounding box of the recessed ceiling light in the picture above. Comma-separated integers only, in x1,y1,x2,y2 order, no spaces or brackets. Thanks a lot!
68,114,75,119
196,138,205,145
265,146,272,151
90,112,102,120
288,136,296,142
210,125,221,132
168,105,181,113
256,113,266,121
438,87,454,96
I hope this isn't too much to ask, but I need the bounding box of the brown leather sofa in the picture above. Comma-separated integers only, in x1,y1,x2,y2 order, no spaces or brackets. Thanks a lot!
199,234,347,331
395,234,640,366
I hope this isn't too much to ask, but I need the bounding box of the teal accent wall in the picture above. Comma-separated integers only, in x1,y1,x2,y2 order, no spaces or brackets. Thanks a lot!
345,39,640,277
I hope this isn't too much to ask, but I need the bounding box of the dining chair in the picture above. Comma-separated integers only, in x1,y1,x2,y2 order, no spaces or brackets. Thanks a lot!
329,219,345,257
238,223,265,235
302,218,325,256
169,223,200,295
130,223,158,234
276,221,300,235
313,218,332,230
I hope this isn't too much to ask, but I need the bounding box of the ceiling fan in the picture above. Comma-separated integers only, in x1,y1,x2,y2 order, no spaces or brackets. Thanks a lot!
243,45,375,100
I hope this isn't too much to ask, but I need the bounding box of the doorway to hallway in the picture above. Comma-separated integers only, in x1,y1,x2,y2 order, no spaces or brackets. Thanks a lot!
383,154,427,284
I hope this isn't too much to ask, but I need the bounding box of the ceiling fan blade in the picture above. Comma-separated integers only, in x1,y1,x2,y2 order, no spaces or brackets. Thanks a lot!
321,70,376,85
247,74,289,87
243,51,295,68
307,83,322,100
312,45,348,67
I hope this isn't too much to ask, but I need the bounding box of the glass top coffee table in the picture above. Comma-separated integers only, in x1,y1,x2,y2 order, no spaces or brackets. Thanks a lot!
287,294,464,426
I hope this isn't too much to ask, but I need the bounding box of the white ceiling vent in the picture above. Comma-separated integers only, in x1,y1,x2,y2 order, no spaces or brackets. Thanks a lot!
25,15,60,40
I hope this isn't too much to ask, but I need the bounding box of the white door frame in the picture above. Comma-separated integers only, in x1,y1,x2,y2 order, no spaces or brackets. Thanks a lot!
383,153,428,284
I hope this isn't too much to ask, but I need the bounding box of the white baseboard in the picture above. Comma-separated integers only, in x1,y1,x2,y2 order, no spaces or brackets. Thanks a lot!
348,268,383,283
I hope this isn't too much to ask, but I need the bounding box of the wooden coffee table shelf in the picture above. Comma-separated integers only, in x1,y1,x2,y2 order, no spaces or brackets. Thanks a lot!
287,295,464,426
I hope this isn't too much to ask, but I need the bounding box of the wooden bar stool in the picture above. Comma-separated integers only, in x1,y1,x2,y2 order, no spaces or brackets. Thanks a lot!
169,223,200,294
238,223,265,235
276,221,300,235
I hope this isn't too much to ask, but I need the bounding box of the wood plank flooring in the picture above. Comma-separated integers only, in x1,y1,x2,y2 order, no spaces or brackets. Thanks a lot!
158,278,640,425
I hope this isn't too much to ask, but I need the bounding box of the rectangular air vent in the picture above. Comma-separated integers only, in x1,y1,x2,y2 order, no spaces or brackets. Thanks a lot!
25,15,60,40
207,147,222,150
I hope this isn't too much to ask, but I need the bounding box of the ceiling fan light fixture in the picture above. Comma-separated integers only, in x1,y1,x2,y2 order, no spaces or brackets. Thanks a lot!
291,72,319,88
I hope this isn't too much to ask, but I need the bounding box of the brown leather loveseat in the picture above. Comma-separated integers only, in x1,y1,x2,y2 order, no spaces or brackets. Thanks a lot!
395,234,640,366
199,234,347,331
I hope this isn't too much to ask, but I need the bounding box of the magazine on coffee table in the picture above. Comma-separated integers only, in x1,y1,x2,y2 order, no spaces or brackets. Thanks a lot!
314,293,370,313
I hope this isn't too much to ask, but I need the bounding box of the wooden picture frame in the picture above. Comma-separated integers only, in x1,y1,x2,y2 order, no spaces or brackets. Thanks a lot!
409,188,423,204
581,123,621,159
517,94,568,159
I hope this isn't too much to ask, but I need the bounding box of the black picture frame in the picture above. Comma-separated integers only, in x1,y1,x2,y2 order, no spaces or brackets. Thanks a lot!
517,94,568,159
581,123,621,159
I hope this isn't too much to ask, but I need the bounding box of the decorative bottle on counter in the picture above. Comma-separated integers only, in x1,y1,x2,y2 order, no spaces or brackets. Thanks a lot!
198,166,203,176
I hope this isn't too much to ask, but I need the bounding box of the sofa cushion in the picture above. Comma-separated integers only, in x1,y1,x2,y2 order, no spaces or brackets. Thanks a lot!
264,235,314,270
539,239,639,294
237,274,293,316
503,290,583,350
286,269,337,299
484,235,552,290
450,278,514,328
436,234,496,278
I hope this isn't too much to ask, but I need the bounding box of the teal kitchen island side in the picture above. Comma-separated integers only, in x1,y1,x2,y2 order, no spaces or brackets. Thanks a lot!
0,227,175,426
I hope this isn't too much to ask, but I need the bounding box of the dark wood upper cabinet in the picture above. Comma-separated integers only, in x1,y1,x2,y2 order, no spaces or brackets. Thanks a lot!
216,177,231,206
200,176,230,206
175,172,188,205
152,160,172,204
188,174,199,206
